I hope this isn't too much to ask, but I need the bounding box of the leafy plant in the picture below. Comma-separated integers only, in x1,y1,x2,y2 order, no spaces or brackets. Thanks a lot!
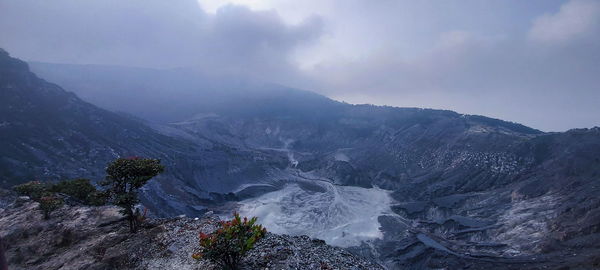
13,181,48,200
49,178,107,205
86,190,109,206
38,194,64,219
102,157,164,233
192,213,267,270
14,181,62,218
14,179,107,206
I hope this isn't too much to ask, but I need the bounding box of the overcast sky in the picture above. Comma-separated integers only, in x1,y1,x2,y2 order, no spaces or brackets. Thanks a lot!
1,0,599,131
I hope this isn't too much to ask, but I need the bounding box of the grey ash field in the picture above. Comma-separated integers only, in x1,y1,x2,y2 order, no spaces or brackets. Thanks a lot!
1,48,600,269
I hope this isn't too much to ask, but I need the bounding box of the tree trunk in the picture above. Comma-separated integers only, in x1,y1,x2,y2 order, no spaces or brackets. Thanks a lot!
126,186,137,233
127,207,136,233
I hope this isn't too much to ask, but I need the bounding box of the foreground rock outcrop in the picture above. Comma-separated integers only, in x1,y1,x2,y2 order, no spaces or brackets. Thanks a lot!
0,196,383,270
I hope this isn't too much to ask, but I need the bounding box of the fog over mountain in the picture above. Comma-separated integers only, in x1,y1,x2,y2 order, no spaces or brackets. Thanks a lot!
1,0,600,130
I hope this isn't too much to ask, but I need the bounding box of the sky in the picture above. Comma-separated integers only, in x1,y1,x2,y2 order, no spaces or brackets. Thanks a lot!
0,0,599,131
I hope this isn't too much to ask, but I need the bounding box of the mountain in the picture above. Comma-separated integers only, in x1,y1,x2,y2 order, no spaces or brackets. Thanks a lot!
0,50,288,217
145,102,600,269
0,51,187,186
1,52,599,269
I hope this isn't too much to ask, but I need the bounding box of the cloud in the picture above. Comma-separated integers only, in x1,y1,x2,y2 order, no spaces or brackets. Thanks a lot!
298,0,600,131
0,0,323,83
199,5,323,82
0,0,598,131
529,0,600,43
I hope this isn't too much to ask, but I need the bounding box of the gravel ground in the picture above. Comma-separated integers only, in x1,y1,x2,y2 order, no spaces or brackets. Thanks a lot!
242,233,383,270
1,198,383,270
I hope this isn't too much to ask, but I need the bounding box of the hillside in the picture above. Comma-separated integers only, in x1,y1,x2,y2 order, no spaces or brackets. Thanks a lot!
1,50,287,217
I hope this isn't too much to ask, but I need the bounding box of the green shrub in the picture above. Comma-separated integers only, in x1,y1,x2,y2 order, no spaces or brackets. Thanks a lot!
192,213,267,270
50,178,107,205
38,194,64,219
50,178,95,201
86,190,109,206
13,181,48,200
13,179,107,219
14,181,62,218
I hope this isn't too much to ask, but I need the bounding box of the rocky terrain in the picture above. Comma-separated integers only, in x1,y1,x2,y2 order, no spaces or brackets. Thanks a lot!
0,48,287,217
1,50,599,269
0,193,382,270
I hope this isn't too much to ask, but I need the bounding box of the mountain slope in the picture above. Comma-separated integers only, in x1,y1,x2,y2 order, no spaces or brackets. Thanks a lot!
0,49,192,186
0,50,288,217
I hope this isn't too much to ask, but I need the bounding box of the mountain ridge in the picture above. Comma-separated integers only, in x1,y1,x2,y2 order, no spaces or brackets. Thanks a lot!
29,61,543,135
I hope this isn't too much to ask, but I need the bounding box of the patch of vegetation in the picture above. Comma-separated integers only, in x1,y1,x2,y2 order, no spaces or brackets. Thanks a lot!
193,213,266,270
50,178,108,206
13,181,47,200
85,189,110,206
102,157,164,233
12,157,163,228
13,178,108,218
13,181,63,219
14,178,108,205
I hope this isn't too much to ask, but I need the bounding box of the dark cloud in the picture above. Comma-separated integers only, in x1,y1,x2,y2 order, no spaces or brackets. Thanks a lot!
199,5,322,82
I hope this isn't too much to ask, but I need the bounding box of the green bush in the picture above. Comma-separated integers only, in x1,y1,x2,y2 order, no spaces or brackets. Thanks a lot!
192,213,267,270
50,178,95,201
50,178,107,205
86,190,109,206
13,181,48,200
13,179,107,219
14,181,62,218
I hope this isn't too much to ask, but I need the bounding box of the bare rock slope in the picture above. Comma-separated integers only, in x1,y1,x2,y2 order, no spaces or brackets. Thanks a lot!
0,197,383,270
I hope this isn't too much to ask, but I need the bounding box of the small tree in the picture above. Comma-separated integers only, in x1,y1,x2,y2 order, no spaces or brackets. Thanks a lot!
192,213,267,270
102,157,164,233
